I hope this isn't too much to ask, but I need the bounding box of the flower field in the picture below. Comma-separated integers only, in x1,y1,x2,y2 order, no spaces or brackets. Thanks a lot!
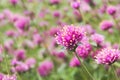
0,0,120,80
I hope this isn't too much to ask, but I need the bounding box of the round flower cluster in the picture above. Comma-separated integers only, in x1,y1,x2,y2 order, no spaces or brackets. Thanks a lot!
38,61,54,77
107,6,116,15
95,48,120,65
100,20,114,31
70,57,80,67
76,44,92,58
2,74,17,80
55,25,85,50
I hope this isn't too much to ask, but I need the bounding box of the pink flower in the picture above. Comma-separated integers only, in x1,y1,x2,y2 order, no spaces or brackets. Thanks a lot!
91,33,104,45
70,57,80,67
15,62,29,72
14,17,30,31
95,48,120,65
38,61,54,77
14,49,26,60
107,6,116,15
100,20,114,30
53,11,61,18
50,0,60,5
9,0,19,5
33,33,42,45
0,73,3,80
56,25,85,50
25,58,36,68
2,74,17,80
76,43,92,58
71,1,80,9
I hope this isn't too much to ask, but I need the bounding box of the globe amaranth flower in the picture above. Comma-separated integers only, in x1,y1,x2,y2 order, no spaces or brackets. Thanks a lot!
71,2,80,9
95,48,120,65
76,43,92,58
91,33,104,45
50,0,60,5
25,58,36,68
14,49,26,60
55,25,85,50
70,57,80,67
2,74,17,80
9,0,19,5
14,17,30,31
107,6,116,15
100,20,114,30
38,61,54,77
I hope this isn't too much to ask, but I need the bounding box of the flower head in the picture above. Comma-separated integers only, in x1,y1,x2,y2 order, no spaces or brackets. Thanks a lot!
95,48,120,65
9,0,18,5
76,43,92,58
71,2,80,9
38,61,54,77
55,25,85,50
100,20,114,30
70,57,80,67
2,74,17,80
91,33,104,45
107,6,116,15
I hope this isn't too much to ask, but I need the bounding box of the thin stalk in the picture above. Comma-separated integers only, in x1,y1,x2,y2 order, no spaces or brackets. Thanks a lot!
111,65,119,80
78,9,86,24
4,54,9,74
74,52,95,80
21,0,27,10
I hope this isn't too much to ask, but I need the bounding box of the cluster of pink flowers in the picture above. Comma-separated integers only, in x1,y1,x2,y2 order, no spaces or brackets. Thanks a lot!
70,57,80,67
55,25,85,50
0,74,17,80
38,61,54,77
76,43,92,58
95,48,120,65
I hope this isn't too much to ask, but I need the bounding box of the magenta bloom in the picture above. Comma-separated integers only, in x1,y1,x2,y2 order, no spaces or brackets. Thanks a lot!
50,0,60,5
56,25,84,50
70,57,80,67
14,49,26,60
33,33,42,45
25,58,36,68
9,0,18,5
14,17,30,31
53,11,61,18
107,6,116,15
38,61,54,77
15,62,29,72
0,73,3,80
91,33,104,45
2,74,17,80
76,44,92,58
71,2,80,9
95,48,120,65
100,20,114,30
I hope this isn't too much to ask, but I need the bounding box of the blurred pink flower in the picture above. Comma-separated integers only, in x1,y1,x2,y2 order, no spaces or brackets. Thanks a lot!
107,6,116,16
25,58,36,68
95,48,120,65
14,49,26,60
70,57,80,67
100,20,114,30
38,60,54,77
91,33,104,45
9,0,19,5
76,43,92,58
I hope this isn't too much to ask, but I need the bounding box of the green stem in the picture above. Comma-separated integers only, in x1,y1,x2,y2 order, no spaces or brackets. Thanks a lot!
74,52,95,80
78,7,86,24
4,54,9,74
111,65,119,80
